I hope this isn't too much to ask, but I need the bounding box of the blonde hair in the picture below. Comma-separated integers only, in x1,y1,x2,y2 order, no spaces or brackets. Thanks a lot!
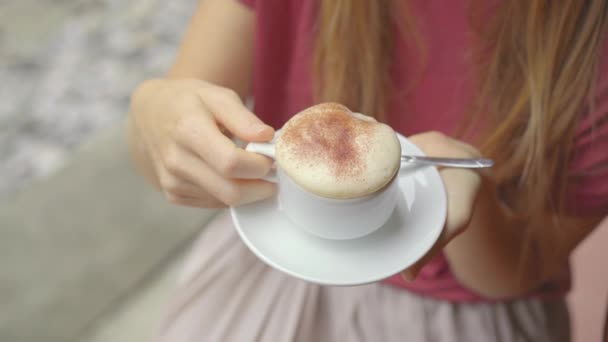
313,0,607,267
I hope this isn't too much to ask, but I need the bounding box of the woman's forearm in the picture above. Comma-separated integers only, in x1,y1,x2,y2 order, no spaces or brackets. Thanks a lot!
444,179,543,299
444,175,601,299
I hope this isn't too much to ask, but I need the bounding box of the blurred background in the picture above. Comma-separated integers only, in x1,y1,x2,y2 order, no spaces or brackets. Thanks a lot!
0,1,606,342
0,0,192,200
1,1,218,341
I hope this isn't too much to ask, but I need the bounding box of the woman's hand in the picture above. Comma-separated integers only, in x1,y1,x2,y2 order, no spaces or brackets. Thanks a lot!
400,131,484,281
128,78,276,208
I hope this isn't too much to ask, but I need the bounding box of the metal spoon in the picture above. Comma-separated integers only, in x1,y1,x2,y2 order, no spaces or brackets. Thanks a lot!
401,155,494,169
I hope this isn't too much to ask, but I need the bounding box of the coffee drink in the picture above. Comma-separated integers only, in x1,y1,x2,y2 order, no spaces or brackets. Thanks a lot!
275,103,401,199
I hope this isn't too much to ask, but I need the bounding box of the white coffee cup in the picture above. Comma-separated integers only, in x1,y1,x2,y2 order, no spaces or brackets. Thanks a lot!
247,140,400,240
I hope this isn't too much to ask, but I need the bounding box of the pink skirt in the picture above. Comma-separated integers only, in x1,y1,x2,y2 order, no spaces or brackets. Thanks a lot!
158,212,570,342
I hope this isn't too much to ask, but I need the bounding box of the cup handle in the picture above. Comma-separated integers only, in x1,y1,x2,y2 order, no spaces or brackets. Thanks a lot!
246,142,278,183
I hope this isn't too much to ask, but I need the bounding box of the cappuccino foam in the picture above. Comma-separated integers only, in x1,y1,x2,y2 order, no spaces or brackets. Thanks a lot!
275,103,401,199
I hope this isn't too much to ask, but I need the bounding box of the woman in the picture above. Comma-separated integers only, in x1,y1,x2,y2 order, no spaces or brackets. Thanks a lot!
128,1,608,341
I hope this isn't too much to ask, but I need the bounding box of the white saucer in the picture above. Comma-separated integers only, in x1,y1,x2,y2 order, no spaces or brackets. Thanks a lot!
230,134,447,286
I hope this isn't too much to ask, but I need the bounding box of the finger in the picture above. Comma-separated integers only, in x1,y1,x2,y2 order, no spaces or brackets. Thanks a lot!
157,141,241,204
167,149,276,206
445,137,482,158
157,167,211,198
173,115,274,179
409,131,480,159
231,178,278,206
197,86,274,142
168,178,277,207
440,168,482,232
407,131,447,155
164,192,226,209
156,156,225,208
400,232,450,282
165,179,277,208
444,139,494,178
157,167,200,196
168,148,239,205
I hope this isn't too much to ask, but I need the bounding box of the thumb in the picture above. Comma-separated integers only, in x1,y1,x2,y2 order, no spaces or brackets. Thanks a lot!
399,235,448,282
400,253,438,282
198,87,274,142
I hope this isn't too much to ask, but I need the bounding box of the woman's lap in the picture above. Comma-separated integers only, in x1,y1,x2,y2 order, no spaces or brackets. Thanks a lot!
158,212,570,342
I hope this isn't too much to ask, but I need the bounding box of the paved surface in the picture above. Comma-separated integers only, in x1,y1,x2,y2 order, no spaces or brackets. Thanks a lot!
0,122,217,342
0,1,222,341
0,0,196,203
1,1,212,341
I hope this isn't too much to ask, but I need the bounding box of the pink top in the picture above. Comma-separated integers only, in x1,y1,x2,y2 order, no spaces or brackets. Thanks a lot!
239,0,608,302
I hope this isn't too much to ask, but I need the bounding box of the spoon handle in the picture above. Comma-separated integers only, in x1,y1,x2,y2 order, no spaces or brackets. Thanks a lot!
401,155,494,169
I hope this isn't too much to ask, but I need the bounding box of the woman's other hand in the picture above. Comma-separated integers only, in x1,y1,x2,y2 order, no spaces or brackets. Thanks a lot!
400,131,483,281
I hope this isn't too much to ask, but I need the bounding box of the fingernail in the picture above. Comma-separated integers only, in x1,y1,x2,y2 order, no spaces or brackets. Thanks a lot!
252,123,272,135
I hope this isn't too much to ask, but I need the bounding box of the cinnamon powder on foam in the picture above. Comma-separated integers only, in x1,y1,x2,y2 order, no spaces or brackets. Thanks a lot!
279,105,374,182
